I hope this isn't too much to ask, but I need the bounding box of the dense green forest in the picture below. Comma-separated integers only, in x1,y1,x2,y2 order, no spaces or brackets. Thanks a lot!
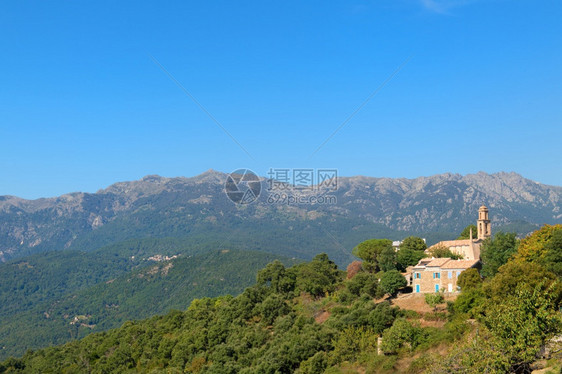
0,236,214,359
0,250,296,360
2,225,561,373
0,235,226,316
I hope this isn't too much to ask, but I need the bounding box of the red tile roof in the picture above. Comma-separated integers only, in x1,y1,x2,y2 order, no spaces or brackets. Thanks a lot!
426,258,451,267
440,259,480,269
413,258,480,270
428,239,473,249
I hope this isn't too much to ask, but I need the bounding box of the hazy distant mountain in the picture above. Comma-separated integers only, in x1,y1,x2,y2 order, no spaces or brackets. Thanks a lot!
0,170,560,263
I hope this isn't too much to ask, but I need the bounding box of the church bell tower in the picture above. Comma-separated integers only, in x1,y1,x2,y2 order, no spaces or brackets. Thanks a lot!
477,205,491,240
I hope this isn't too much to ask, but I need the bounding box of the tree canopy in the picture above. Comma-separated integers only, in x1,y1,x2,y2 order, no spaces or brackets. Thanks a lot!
380,270,407,296
399,236,427,252
457,268,482,291
426,245,463,260
352,239,393,272
480,232,518,277
457,224,478,239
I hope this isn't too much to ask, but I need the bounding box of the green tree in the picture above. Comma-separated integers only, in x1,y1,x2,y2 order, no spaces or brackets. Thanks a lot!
482,261,560,302
480,232,518,278
452,288,485,317
427,245,463,260
329,327,377,364
396,248,425,271
379,246,397,272
484,282,562,373
368,302,398,334
457,268,482,291
295,253,342,297
298,351,328,374
516,224,562,262
540,228,562,277
257,260,296,294
457,224,478,239
259,294,290,324
400,236,427,251
381,319,426,354
380,270,407,296
396,236,427,271
352,239,393,272
346,272,379,298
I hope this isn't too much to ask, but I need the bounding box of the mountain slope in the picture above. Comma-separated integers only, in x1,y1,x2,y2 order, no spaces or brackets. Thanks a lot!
0,235,217,322
0,249,296,360
0,170,560,263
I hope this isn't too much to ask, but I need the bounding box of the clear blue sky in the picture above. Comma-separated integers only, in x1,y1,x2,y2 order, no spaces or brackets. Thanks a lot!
1,0,561,198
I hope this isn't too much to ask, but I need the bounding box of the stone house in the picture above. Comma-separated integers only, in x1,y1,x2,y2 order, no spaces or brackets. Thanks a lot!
411,258,480,293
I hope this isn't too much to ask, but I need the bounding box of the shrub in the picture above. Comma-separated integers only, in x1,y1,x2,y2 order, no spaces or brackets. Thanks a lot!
424,293,444,311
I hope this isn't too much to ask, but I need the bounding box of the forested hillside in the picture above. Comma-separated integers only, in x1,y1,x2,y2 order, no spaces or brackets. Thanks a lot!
0,250,296,360
2,226,561,373
0,235,250,321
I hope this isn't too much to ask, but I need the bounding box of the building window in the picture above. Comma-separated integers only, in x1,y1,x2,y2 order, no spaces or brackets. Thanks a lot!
456,271,461,277
435,284,440,292
448,271,452,279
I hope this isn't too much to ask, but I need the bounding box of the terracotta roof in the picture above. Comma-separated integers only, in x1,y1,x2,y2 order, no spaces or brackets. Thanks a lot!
428,239,473,249
413,258,436,268
440,259,480,269
426,258,451,267
413,258,480,270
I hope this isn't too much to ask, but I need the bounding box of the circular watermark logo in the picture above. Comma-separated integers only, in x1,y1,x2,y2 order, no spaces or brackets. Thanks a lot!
225,169,261,204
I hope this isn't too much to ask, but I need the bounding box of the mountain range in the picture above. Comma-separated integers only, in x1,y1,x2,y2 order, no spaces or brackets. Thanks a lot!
1,170,560,264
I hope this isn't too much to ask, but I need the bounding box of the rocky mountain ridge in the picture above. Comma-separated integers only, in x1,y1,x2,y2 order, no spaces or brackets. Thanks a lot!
0,170,560,262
